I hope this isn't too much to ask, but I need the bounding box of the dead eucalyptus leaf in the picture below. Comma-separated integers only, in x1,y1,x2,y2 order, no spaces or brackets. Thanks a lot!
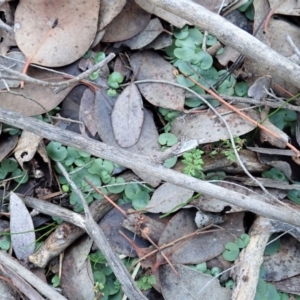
144,182,193,213
0,66,76,116
14,131,42,170
111,83,144,148
10,192,35,263
98,0,126,31
102,0,151,43
159,264,232,300
0,135,18,162
14,0,99,67
114,18,166,50
0,52,24,89
171,104,260,142
130,50,185,111
95,89,161,186
79,89,97,136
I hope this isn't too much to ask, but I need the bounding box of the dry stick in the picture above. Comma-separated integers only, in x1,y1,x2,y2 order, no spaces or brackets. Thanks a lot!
1,109,300,226
55,162,147,300
0,53,115,88
0,251,67,300
147,0,300,90
183,73,300,156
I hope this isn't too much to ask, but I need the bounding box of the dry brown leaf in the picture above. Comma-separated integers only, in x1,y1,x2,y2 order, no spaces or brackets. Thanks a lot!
111,83,144,148
98,0,126,31
159,264,232,300
144,182,193,213
10,192,35,264
0,66,76,116
0,135,18,162
102,0,151,43
14,0,99,67
14,131,42,170
130,50,185,111
171,104,259,142
114,18,166,50
269,0,300,15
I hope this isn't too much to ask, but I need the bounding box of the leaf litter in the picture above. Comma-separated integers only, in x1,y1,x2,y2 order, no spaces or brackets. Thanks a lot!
1,0,300,299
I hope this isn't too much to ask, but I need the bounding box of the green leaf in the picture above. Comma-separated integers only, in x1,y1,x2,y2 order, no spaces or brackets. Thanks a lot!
175,60,194,75
173,26,189,39
211,267,222,277
12,169,28,183
238,0,253,12
197,51,213,70
47,141,68,162
175,36,196,50
89,70,99,81
163,156,177,168
51,275,60,288
234,82,248,96
94,52,106,64
264,234,280,255
0,168,8,180
1,159,18,172
235,233,250,248
132,191,150,210
222,242,240,261
287,189,300,205
206,34,217,46
158,133,178,146
195,66,219,88
107,89,117,97
88,159,114,176
188,28,203,46
185,97,202,108
176,74,196,88
107,177,126,194
93,271,106,285
0,235,11,250
262,168,288,182
174,47,195,60
194,262,207,273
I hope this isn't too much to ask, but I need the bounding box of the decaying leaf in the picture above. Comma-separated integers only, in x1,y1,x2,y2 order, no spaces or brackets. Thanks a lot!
0,66,76,116
95,89,161,187
111,83,144,148
102,0,151,43
144,182,194,213
14,0,99,67
61,235,95,300
14,131,42,170
130,50,185,111
98,0,126,31
248,76,272,100
159,264,232,300
79,88,97,136
171,104,260,142
0,135,18,162
114,18,167,50
10,192,35,263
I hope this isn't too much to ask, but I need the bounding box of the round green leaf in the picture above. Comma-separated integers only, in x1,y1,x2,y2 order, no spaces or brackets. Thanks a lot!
287,189,300,205
175,60,194,75
262,168,288,182
125,183,143,200
163,156,177,168
47,141,68,162
107,177,126,194
132,191,150,210
174,47,195,60
235,233,250,248
206,34,217,46
88,158,114,176
194,262,207,273
12,169,28,183
93,271,106,285
222,242,240,261
175,36,196,50
176,74,196,88
107,89,117,97
158,133,178,146
185,97,202,108
188,28,203,46
173,26,189,39
197,51,213,70
234,82,248,96
195,66,219,88
1,159,18,172
108,72,124,84
94,52,106,64
0,168,8,180
89,70,99,81
211,266,222,277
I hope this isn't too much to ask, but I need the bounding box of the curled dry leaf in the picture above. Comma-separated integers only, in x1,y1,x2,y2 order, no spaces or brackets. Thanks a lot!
144,182,194,213
10,192,35,264
111,83,144,148
102,0,151,43
248,76,272,100
14,131,42,170
14,0,99,67
130,50,185,111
